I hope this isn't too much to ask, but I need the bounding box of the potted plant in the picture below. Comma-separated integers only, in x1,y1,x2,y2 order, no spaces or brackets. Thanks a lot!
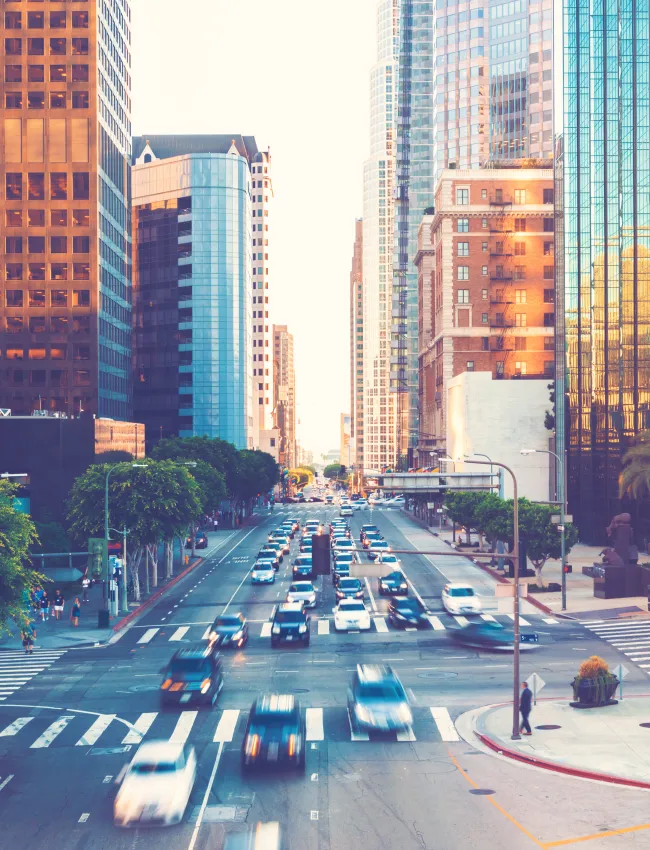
571,656,619,708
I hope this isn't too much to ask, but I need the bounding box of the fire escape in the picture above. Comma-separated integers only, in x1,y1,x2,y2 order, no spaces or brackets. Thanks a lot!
489,193,515,377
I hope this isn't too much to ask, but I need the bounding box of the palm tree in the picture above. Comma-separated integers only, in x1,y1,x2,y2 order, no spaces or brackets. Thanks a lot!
619,430,650,498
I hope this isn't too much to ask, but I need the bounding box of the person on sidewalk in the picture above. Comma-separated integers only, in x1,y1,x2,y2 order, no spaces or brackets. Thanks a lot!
70,597,81,627
39,590,50,621
520,681,533,735
21,623,35,654
81,574,90,603
52,589,64,621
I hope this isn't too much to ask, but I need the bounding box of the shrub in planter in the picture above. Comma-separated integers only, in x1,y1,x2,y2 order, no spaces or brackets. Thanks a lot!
571,656,619,707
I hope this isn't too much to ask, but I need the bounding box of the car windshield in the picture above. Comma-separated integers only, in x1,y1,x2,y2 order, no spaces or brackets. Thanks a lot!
382,555,398,563
396,599,424,612
450,588,475,597
336,540,352,547
216,616,241,627
254,564,273,571
290,583,312,592
168,658,211,675
339,579,360,589
275,611,304,623
131,762,179,774
336,553,353,562
341,601,365,611
372,541,388,548
358,683,402,700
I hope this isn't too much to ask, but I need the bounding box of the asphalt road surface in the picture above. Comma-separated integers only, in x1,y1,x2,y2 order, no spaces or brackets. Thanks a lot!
1,503,649,850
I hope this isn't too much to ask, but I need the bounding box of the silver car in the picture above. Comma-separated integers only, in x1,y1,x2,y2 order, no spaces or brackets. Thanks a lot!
285,581,317,608
347,664,413,733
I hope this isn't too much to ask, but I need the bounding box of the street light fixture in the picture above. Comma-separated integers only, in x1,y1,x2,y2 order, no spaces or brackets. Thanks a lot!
521,447,567,611
465,456,522,740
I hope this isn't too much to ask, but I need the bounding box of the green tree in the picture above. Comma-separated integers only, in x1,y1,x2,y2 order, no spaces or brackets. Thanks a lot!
0,480,41,633
150,436,240,496
443,491,489,543
289,467,314,488
66,461,202,601
619,430,650,498
518,498,578,585
473,493,512,551
324,463,343,479
234,450,279,503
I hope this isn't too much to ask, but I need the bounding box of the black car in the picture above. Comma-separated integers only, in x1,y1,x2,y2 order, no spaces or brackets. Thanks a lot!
257,548,280,570
378,571,409,596
450,621,539,650
160,643,223,707
185,531,208,549
270,602,311,647
208,613,249,648
387,597,428,628
292,555,313,578
241,694,306,772
332,564,350,586
335,577,364,601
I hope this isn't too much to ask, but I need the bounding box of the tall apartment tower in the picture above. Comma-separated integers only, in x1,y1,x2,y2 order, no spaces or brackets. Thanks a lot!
393,0,554,465
362,0,400,475
350,219,363,472
250,150,278,459
0,0,133,419
132,135,255,451
564,0,650,542
273,324,296,470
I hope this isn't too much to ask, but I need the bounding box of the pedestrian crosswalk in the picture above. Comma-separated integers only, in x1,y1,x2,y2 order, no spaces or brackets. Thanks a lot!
0,704,464,752
129,612,559,647
0,649,66,702
581,619,650,670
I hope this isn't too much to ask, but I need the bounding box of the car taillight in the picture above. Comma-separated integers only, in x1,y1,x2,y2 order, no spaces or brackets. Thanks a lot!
161,678,172,690
288,734,298,757
246,734,260,757
200,678,211,694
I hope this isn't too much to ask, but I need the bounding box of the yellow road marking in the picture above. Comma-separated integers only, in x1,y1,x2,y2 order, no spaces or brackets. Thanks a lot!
543,822,650,847
447,750,545,848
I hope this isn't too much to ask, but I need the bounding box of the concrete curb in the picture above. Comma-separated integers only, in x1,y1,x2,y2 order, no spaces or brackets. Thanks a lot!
474,697,650,791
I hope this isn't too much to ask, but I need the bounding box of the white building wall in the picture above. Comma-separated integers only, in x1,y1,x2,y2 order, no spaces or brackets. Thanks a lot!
446,371,550,501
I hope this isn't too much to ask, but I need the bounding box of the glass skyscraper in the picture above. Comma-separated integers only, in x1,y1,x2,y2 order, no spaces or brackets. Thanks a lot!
132,136,255,451
564,0,650,541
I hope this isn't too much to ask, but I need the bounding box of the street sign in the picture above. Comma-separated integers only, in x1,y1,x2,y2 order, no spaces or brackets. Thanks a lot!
551,515,573,524
528,672,546,705
556,525,565,532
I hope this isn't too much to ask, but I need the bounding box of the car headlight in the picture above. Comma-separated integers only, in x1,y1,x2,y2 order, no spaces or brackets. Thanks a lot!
299,623,307,633
232,630,243,640
272,625,281,635
200,678,212,694
355,704,371,722
208,632,217,642
400,584,407,590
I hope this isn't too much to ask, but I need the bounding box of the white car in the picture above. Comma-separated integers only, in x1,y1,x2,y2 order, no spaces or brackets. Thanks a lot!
441,583,482,615
114,741,197,827
340,506,353,517
251,562,275,584
333,599,371,631
286,581,317,608
384,495,405,507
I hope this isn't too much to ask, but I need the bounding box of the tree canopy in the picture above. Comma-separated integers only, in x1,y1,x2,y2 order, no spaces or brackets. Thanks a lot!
289,467,314,488
0,480,41,633
619,430,650,498
324,463,344,479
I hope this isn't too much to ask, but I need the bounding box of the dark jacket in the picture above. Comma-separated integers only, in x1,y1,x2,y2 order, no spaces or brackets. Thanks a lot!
520,686,533,713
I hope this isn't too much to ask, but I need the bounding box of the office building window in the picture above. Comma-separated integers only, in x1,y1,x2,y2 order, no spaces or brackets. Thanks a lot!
515,361,527,374
466,361,475,371
73,173,89,200
544,241,553,255
28,290,45,307
514,189,526,204
50,64,66,82
52,210,67,226
457,289,470,303
28,12,44,28
50,92,66,109
544,289,554,303
514,218,526,231
543,312,555,326
482,265,488,275
457,241,469,256
544,336,554,350
6,210,22,227
514,241,526,255
50,173,67,200
515,313,527,327
73,236,89,253
543,188,554,204
5,91,22,109
456,188,469,204
6,173,22,200
72,209,89,227
6,237,23,254
28,38,45,56
72,64,89,82
515,289,527,303
51,264,68,281
481,312,488,323
28,91,45,109
72,38,89,55
50,12,67,28
515,337,527,350
5,39,22,56
50,38,66,56
50,236,67,253
28,237,45,254
457,265,469,280
5,65,21,83
482,289,488,299
6,289,23,306
543,265,554,279
28,64,44,82
72,91,89,109
457,218,469,232
543,217,554,232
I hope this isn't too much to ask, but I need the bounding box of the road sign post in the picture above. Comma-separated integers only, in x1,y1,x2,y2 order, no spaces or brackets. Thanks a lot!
528,672,546,706
613,664,629,700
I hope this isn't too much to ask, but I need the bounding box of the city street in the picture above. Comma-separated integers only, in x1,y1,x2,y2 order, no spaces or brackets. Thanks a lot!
0,505,649,849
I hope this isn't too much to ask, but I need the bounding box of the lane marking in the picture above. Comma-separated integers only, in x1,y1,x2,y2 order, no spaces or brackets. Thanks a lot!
426,615,446,630
542,617,559,624
504,613,531,626
213,709,240,743
373,617,389,633
78,813,90,823
220,527,272,614
76,714,115,747
430,706,460,741
202,627,211,640
170,626,190,642
481,613,497,622
30,715,74,749
0,717,34,737
544,822,650,847
260,622,272,638
318,619,330,635
306,707,324,741
137,628,159,645
0,775,14,792
364,577,378,613
396,727,416,741
122,712,157,744
453,616,470,627
169,711,198,744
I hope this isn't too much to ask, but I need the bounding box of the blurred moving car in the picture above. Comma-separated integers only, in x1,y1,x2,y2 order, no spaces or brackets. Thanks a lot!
449,620,539,650
387,597,428,628
251,562,276,584
347,665,412,733
378,571,408,596
286,581,317,608
441,583,482,615
333,599,371,631
270,602,311,647
208,613,249,648
241,694,306,771
185,531,208,549
114,741,197,827
160,644,224,707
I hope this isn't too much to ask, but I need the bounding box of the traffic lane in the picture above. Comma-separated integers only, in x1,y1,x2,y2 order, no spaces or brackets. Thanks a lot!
325,741,539,850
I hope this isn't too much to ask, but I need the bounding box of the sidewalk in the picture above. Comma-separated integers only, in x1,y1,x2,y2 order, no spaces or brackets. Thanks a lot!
413,513,649,620
467,697,650,789
0,527,241,650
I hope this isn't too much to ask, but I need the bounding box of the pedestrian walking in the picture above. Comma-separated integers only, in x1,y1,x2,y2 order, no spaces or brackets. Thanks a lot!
520,681,533,735
52,589,64,621
70,597,81,628
39,590,49,621
81,574,91,603
21,623,35,654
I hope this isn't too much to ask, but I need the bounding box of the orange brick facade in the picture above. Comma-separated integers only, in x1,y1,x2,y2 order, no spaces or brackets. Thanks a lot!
417,168,555,454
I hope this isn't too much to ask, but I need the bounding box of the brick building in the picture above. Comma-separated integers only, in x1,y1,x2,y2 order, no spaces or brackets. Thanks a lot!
418,167,555,457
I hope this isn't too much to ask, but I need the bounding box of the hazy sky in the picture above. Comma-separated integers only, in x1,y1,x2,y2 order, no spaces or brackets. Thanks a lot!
132,0,379,460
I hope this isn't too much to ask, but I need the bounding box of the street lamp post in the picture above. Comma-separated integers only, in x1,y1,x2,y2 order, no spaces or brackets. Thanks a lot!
464,456,521,740
521,447,566,611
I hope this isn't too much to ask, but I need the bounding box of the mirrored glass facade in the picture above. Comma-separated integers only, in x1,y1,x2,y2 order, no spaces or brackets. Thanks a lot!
133,148,253,451
564,0,650,541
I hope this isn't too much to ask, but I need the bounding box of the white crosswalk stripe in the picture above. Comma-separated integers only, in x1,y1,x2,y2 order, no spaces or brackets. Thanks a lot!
202,627,211,640
504,613,531,626
373,617,389,633
213,709,240,743
480,614,497,622
169,711,198,744
260,622,272,638
542,618,559,624
582,620,650,672
306,707,324,741
122,712,157,744
137,628,159,644
75,714,115,747
0,717,33,737
453,616,470,627
30,715,74,749
169,626,189,641
0,650,66,702
318,619,330,635
426,615,446,630
430,707,460,741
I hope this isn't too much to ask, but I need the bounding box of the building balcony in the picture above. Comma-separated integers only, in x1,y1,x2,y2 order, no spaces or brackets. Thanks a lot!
489,320,514,328
490,298,513,305
490,252,513,257
490,275,513,281
490,197,513,205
